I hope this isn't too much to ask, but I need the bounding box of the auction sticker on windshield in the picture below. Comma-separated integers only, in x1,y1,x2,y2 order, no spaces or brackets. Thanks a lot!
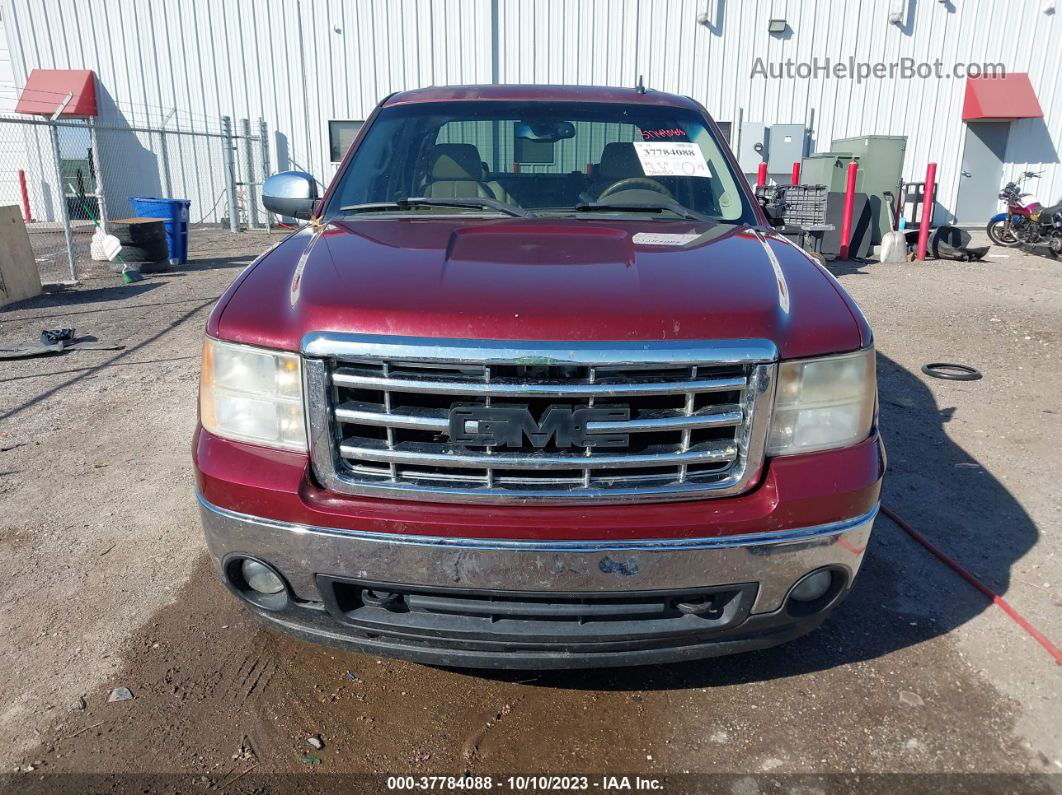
633,142,711,178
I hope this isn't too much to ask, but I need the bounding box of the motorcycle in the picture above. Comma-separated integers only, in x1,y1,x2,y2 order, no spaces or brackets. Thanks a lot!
986,171,1062,257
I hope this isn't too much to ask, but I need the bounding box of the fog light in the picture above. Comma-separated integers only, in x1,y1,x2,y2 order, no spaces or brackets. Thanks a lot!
241,559,285,595
790,570,833,602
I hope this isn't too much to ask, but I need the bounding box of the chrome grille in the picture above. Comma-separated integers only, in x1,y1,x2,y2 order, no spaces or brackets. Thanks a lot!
304,335,777,504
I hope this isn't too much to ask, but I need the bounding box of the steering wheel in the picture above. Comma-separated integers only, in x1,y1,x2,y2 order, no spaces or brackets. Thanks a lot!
598,176,673,200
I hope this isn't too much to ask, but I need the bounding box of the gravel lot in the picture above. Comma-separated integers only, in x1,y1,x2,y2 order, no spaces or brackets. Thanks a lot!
0,228,1059,791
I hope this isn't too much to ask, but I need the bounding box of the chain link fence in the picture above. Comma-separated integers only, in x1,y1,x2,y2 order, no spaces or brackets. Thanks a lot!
0,109,269,284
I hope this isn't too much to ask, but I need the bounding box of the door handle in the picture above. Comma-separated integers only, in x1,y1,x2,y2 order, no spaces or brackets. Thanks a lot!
962,170,972,177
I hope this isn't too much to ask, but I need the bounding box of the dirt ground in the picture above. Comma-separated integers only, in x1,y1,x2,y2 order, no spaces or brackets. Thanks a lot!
0,228,1059,792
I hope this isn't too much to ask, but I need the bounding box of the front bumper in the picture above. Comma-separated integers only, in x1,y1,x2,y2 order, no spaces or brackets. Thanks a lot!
199,494,877,669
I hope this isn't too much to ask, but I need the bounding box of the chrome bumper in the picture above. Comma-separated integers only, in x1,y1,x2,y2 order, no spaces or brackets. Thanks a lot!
197,495,877,615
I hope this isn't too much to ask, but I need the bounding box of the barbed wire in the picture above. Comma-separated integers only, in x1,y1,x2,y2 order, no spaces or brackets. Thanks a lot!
6,84,261,132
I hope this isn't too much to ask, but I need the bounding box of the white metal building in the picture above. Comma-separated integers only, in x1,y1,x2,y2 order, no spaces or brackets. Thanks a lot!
1,0,1060,226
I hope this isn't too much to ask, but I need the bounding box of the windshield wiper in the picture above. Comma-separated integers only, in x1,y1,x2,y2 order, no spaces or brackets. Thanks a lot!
339,196,533,218
572,199,712,223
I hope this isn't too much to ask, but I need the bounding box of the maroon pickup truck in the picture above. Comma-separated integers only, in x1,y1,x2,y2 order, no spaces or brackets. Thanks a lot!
194,84,883,669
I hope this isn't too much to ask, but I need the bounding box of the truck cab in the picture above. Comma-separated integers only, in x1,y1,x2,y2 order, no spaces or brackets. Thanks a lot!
194,85,883,669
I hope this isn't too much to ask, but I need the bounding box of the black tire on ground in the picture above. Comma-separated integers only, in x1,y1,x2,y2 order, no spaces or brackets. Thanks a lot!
118,241,168,263
921,362,983,381
113,221,166,246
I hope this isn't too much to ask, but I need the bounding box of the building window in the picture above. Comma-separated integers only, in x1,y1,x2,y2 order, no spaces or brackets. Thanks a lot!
329,120,364,162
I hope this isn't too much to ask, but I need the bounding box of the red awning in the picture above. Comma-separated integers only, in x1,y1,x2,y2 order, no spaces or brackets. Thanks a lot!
962,73,1043,121
14,69,97,117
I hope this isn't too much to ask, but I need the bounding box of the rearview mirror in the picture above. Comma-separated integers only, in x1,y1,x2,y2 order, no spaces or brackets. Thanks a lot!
262,171,320,220
515,120,576,143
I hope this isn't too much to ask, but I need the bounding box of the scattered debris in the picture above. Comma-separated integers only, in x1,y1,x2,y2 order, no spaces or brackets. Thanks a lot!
233,736,256,762
72,695,86,711
343,671,359,682
58,721,104,741
222,762,258,788
0,328,124,360
107,687,134,703
301,756,321,765
307,734,324,750
899,690,925,707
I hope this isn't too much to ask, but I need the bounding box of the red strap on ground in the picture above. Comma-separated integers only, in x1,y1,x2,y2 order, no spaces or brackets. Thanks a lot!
881,505,1062,665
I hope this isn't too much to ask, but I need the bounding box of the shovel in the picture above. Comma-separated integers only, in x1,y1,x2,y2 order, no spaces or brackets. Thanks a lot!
69,183,142,282
880,188,909,263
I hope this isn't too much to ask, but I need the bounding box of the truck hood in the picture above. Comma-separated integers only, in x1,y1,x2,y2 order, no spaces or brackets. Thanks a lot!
213,217,869,359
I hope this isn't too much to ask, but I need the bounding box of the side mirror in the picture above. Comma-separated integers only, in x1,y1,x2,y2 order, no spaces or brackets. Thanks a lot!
262,171,320,220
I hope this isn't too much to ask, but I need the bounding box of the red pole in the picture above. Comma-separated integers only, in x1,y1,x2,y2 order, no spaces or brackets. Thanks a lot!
838,161,858,260
791,161,801,185
18,169,33,223
915,162,937,261
756,162,768,187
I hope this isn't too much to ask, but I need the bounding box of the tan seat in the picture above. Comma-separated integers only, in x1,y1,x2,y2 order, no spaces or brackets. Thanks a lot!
480,161,516,206
423,143,516,206
589,141,644,197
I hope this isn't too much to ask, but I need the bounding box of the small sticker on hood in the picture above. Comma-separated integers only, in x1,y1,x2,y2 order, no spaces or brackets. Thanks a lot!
632,232,700,247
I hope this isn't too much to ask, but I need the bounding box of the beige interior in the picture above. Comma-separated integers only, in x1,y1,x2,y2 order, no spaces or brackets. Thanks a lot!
424,143,515,205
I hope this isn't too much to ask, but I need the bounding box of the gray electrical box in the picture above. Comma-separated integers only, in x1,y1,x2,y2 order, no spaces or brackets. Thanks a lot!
737,122,767,174
831,135,907,245
767,124,808,173
801,153,862,192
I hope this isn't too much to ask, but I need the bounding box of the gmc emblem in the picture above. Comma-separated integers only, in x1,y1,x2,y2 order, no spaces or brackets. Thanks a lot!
448,404,630,448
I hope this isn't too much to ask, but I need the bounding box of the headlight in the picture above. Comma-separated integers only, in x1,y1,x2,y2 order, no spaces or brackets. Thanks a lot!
199,338,307,451
767,347,876,456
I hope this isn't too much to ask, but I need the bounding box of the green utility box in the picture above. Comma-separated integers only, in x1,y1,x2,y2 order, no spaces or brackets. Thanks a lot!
831,135,907,245
800,153,862,193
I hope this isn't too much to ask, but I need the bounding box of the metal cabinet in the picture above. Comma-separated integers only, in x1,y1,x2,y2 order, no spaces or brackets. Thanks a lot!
767,124,808,174
831,135,907,244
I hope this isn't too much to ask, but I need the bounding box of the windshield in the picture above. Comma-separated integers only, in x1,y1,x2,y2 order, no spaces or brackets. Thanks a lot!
323,100,756,224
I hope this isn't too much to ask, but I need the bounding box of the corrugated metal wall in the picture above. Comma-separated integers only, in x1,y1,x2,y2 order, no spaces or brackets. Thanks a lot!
0,10,14,112
496,0,1062,222
0,8,24,204
0,0,492,185
2,0,1060,222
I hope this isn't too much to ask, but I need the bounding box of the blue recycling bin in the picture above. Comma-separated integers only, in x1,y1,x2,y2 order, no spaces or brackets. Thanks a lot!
128,197,191,264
